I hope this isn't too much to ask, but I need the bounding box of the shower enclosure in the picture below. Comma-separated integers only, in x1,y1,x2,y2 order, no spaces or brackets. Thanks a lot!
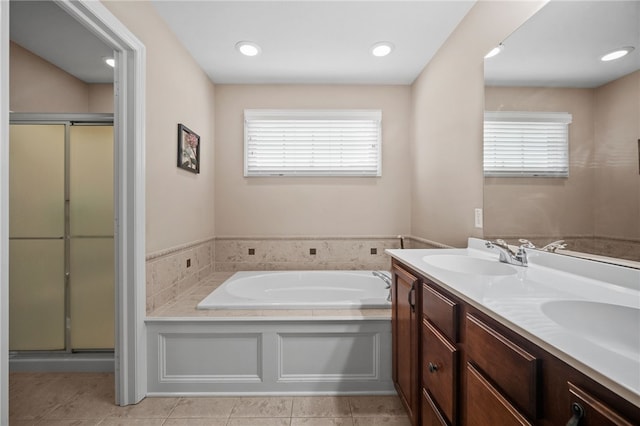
9,114,114,352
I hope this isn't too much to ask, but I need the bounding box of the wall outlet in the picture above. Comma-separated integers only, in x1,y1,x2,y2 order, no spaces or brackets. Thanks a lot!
474,208,483,228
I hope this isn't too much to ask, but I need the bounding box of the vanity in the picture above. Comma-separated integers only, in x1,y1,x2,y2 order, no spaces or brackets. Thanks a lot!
387,238,640,425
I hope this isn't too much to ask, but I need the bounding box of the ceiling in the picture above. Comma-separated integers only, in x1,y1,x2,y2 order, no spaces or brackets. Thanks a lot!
484,0,640,88
8,1,640,88
9,0,115,84
150,1,475,85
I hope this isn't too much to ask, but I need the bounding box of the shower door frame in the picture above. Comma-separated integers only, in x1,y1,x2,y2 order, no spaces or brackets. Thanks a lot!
0,0,147,416
9,114,115,354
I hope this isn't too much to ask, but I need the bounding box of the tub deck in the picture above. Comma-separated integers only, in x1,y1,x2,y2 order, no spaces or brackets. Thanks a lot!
146,272,394,396
149,272,391,319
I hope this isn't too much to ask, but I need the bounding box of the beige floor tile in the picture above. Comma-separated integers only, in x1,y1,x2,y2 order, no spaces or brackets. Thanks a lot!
348,396,406,417
108,397,179,418
291,397,351,417
35,420,102,426
44,387,117,420
97,419,165,426
230,397,293,418
169,397,238,418
352,417,410,426
162,419,227,426
226,419,291,426
291,418,354,426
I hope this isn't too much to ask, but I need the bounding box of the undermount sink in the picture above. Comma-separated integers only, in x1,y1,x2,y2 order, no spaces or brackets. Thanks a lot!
421,254,517,276
541,300,640,359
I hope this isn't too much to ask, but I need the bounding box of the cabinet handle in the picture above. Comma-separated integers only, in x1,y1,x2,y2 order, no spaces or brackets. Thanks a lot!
566,402,585,426
428,362,438,373
408,283,416,313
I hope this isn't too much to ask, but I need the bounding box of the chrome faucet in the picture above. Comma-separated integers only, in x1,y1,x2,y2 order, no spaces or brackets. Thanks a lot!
372,271,392,301
485,239,528,267
541,240,567,252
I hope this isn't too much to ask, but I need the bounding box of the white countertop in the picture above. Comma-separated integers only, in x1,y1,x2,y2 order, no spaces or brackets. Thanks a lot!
386,238,640,407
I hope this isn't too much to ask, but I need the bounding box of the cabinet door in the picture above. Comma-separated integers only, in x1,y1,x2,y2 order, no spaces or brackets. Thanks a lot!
393,264,419,425
466,363,532,426
566,382,635,426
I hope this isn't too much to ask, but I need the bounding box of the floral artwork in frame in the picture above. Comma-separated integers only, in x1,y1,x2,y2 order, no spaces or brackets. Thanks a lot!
177,123,200,174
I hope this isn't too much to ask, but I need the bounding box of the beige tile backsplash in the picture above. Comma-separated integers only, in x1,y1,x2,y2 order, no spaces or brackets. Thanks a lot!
145,236,403,314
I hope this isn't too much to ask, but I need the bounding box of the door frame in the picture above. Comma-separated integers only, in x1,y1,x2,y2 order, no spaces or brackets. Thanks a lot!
0,0,147,414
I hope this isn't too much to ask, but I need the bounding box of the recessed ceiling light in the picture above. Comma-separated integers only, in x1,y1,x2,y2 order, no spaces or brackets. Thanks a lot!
104,57,115,67
484,43,504,59
235,41,261,57
600,47,634,62
371,42,394,57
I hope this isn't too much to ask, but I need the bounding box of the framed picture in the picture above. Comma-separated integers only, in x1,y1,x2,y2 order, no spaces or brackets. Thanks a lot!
177,123,200,174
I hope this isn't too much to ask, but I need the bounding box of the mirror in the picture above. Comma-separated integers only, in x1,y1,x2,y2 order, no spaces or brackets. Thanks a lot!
483,1,640,265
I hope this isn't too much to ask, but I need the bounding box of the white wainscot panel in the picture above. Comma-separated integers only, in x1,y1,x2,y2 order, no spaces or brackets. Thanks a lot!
146,319,393,395
159,332,262,382
278,332,379,381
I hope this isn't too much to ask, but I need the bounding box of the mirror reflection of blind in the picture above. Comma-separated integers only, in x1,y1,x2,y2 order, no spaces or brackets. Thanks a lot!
484,111,572,177
244,109,382,177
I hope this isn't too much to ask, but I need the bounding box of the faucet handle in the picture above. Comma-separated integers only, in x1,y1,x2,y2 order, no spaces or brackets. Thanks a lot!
518,239,536,249
541,240,567,252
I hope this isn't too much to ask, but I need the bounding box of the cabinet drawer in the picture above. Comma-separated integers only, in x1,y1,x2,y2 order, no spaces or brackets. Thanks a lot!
422,389,448,426
567,382,635,426
422,318,458,424
466,363,532,426
466,314,539,419
423,282,459,342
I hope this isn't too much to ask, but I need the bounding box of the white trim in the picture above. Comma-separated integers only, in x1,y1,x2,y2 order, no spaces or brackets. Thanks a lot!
1,0,10,422
50,0,147,405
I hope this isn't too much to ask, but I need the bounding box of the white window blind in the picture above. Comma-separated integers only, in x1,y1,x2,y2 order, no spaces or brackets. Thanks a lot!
244,109,382,177
484,111,572,177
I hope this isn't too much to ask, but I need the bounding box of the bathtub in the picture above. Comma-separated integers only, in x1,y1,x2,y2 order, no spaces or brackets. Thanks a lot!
197,270,391,310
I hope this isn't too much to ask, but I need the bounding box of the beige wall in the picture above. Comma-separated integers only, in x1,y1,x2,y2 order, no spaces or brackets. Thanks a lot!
10,41,112,113
593,70,640,240
214,85,411,237
484,87,595,238
102,1,216,254
409,0,546,248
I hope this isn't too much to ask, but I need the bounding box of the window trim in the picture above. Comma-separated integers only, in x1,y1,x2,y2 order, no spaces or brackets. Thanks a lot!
484,111,572,178
244,109,382,177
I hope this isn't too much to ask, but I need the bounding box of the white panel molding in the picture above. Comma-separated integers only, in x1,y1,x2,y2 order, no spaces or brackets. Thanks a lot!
158,332,263,383
146,320,393,395
277,332,380,382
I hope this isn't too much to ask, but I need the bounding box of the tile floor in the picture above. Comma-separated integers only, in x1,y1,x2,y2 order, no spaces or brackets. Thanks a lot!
9,373,410,426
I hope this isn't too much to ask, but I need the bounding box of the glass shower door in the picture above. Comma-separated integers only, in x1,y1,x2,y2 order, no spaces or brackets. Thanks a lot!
9,124,66,350
69,125,114,350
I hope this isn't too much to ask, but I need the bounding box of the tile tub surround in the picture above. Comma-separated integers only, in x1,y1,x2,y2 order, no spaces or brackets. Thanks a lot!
145,235,444,315
146,238,215,314
214,236,403,272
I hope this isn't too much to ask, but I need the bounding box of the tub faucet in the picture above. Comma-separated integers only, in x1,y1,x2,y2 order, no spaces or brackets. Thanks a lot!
372,271,392,301
485,239,528,267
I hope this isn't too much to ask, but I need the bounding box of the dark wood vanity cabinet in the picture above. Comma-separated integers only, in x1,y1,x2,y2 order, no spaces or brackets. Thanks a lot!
391,258,639,426
392,261,420,425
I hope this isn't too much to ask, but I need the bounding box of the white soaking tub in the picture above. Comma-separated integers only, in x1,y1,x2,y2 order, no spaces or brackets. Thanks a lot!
197,270,391,310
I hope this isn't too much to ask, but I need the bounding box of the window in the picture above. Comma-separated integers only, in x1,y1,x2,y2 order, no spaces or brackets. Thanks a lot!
244,109,382,177
484,111,572,177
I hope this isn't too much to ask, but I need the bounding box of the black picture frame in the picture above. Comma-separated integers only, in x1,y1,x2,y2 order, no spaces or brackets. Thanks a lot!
177,123,200,174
